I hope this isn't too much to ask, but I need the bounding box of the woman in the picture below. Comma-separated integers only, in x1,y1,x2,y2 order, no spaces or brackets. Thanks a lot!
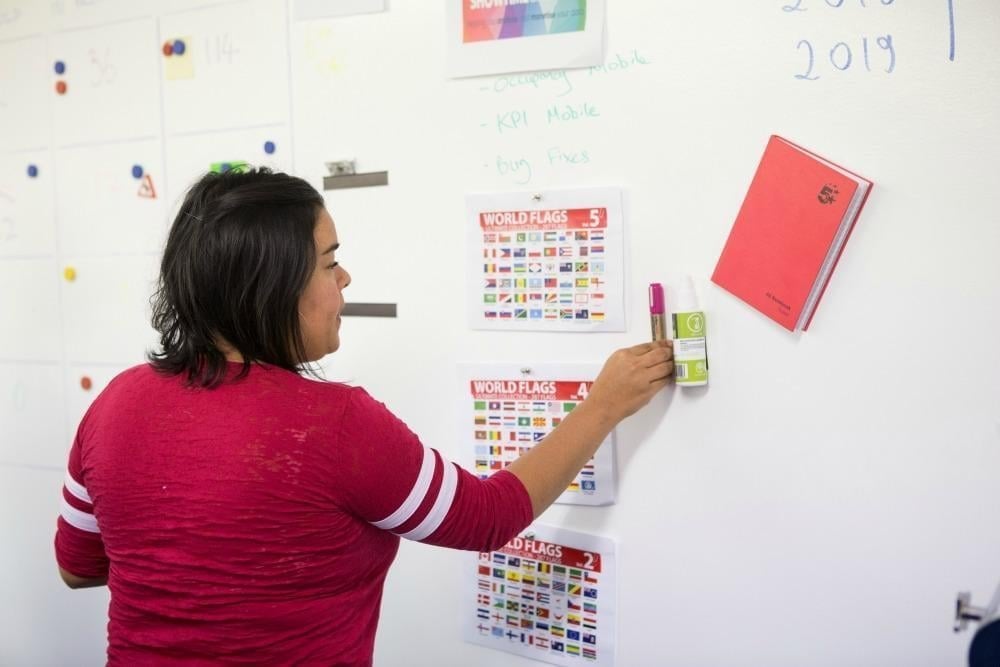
54,168,673,665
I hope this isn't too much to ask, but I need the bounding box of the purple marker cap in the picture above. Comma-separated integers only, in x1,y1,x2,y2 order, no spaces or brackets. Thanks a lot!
648,282,664,315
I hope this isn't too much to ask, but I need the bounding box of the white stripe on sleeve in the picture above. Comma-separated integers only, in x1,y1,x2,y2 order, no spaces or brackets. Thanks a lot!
399,460,458,542
60,496,99,533
370,446,436,530
64,471,92,504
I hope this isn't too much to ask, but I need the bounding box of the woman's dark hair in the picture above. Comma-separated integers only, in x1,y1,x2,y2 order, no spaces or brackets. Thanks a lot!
148,167,325,387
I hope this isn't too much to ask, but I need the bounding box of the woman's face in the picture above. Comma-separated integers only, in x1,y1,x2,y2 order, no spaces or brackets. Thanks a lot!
298,208,351,361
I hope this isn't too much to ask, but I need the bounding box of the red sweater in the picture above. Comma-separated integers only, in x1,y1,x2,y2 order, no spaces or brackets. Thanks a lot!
55,362,533,665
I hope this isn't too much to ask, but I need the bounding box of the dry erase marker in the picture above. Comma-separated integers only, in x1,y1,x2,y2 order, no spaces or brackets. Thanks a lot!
648,282,667,341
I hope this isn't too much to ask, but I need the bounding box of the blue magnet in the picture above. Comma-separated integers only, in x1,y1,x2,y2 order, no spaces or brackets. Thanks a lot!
131,164,144,179
172,39,186,56
54,61,66,75
27,164,39,178
263,140,276,155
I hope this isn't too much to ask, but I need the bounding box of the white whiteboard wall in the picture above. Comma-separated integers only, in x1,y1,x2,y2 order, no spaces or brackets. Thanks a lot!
1,1,998,665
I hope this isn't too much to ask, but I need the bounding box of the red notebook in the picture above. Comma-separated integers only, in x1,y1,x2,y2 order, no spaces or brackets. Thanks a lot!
711,135,873,332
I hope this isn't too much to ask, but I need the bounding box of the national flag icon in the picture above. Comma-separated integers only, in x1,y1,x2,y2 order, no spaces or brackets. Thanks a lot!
560,309,573,319
553,581,566,593
514,278,527,289
575,262,590,272
583,633,597,645
522,589,535,602
551,626,565,638
545,293,557,303
492,581,505,593
544,231,558,241
507,556,521,567
474,430,487,439
567,613,581,626
569,569,583,581
591,312,605,321
532,416,547,427
568,598,582,611
490,460,502,470
478,593,491,606
552,640,565,652
478,579,491,591
536,621,550,632
575,277,590,288
544,278,557,288
494,595,506,608
574,309,589,320
474,415,487,425
590,244,605,255
475,460,488,472
589,276,604,288
488,431,501,441
483,294,496,304
528,293,543,302
502,401,515,411
493,553,506,563
517,416,530,426
476,623,490,635
521,618,534,629
514,293,527,303
583,646,598,659
488,415,501,426
559,279,574,289
498,233,512,243
567,482,580,492
515,308,527,319
507,614,519,627
567,629,581,641
584,601,597,614
543,247,556,257
528,277,543,288
490,445,502,456
557,233,568,241
568,583,582,595
488,401,501,410
513,247,526,258
584,587,598,598
559,262,573,273
499,293,512,304
478,564,490,576
589,230,604,241
493,567,506,579
507,570,521,583
513,263,527,273
517,431,531,442
559,246,574,257
533,432,545,442
528,249,541,258
537,576,550,589
516,233,526,242
584,571,599,584
477,607,490,620
536,601,550,614
559,294,573,304
583,619,597,631
483,233,497,243
528,262,542,273
483,248,497,258
553,565,567,576
591,261,605,273
474,400,487,409
506,600,520,612
498,264,512,273
566,644,581,656
529,309,543,319
532,401,547,411
544,309,558,319
574,230,589,240
492,626,504,638
578,246,589,257
537,561,551,574
574,294,589,305
535,636,549,649
484,278,497,289
499,278,513,289
581,480,596,491
483,263,497,273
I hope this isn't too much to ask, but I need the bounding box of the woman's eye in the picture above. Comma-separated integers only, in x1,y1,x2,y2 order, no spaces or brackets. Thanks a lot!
327,262,339,269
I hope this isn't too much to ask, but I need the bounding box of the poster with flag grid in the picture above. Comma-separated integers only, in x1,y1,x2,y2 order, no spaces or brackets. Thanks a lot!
459,363,615,506
466,187,625,332
463,523,617,666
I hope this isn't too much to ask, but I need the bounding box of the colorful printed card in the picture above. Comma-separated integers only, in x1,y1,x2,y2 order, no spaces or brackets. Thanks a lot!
464,524,616,666
467,187,624,332
447,0,606,78
459,363,615,506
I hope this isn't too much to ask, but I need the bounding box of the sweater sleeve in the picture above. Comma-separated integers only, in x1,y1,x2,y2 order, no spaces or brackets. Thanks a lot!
54,422,109,579
334,387,534,552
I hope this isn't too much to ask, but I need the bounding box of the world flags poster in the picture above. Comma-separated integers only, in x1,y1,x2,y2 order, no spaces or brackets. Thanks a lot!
467,187,625,333
463,523,617,666
459,363,615,506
